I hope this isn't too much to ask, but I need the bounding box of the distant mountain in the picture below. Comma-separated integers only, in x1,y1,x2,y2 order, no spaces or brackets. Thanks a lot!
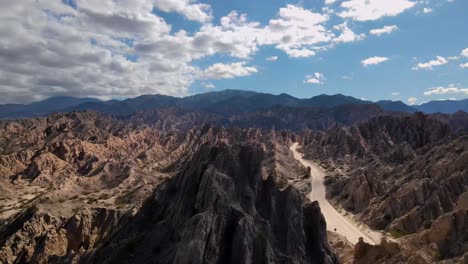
301,94,370,108
2,90,467,120
376,100,418,113
415,99,468,114
70,94,179,116
69,91,421,115
0,96,101,120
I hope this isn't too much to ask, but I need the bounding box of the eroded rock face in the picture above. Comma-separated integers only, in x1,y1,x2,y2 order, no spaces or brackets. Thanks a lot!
83,143,338,264
426,209,468,259
353,238,403,264
0,207,127,264
0,112,323,263
301,112,468,261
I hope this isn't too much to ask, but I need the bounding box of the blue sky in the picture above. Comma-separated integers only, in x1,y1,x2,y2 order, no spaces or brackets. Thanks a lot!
0,0,467,104
186,0,468,104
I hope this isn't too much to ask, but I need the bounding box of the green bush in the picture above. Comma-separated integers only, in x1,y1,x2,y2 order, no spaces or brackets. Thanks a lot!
389,229,407,238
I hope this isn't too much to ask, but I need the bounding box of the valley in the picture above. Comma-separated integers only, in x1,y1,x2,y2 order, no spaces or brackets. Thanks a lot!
0,91,467,263
290,143,382,245
2,0,467,263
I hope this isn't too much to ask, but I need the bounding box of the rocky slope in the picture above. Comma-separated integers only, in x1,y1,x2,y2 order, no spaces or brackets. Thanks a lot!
2,106,468,263
127,103,387,132
0,111,322,263
81,142,338,264
301,112,468,262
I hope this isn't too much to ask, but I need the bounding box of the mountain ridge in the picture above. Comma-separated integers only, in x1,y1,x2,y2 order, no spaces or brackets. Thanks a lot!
0,90,425,120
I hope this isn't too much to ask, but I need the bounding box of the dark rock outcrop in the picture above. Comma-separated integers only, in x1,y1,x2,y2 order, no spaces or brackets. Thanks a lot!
353,238,403,264
84,142,338,264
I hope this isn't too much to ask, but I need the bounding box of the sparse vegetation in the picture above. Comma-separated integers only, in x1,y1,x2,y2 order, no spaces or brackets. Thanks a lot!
276,176,288,189
98,193,110,200
389,230,408,239
433,250,446,261
87,197,98,204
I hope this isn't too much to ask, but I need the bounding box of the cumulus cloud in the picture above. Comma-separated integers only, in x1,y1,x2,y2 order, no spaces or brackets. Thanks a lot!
412,56,448,70
462,48,468,57
266,56,278,61
407,97,418,105
0,1,388,103
333,22,366,43
361,56,389,66
325,0,337,4
369,25,398,36
154,0,213,23
460,63,468,69
338,0,416,21
0,2,270,103
202,82,215,89
0,1,197,103
423,7,433,13
258,5,333,58
392,92,400,96
304,72,325,84
202,62,257,80
424,84,468,96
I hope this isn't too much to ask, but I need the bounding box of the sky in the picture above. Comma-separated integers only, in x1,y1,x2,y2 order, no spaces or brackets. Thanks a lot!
0,0,467,105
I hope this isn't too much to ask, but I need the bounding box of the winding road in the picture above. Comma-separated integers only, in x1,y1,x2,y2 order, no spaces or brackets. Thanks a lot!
290,142,382,245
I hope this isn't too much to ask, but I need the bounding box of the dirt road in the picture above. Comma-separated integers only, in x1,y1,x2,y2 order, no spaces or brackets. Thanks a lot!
290,142,382,245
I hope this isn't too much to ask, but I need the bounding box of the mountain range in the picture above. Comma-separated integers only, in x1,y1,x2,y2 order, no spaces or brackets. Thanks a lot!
0,95,467,263
1,90,467,120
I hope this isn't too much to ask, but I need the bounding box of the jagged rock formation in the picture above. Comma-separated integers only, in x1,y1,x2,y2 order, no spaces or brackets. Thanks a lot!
0,206,128,263
126,103,386,132
0,111,322,263
82,142,338,264
1,104,467,263
301,112,468,261
353,238,403,264
0,112,182,222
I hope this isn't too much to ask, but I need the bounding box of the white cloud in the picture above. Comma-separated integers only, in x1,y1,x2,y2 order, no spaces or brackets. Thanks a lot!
460,63,468,69
423,7,433,13
339,0,416,21
369,25,398,36
0,2,268,103
202,82,215,89
461,48,468,57
0,2,386,103
202,62,257,80
392,92,400,96
154,0,213,23
305,72,325,84
266,56,278,61
333,22,366,43
189,11,262,59
412,56,448,70
448,56,459,60
287,49,317,58
424,84,468,96
0,1,198,103
361,56,389,66
325,0,337,4
258,4,333,58
407,97,418,105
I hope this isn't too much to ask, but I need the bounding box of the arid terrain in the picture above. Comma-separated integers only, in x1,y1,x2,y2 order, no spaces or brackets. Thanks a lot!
0,92,467,263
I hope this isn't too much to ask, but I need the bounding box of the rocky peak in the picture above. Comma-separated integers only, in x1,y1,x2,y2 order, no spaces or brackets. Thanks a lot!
84,142,338,264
